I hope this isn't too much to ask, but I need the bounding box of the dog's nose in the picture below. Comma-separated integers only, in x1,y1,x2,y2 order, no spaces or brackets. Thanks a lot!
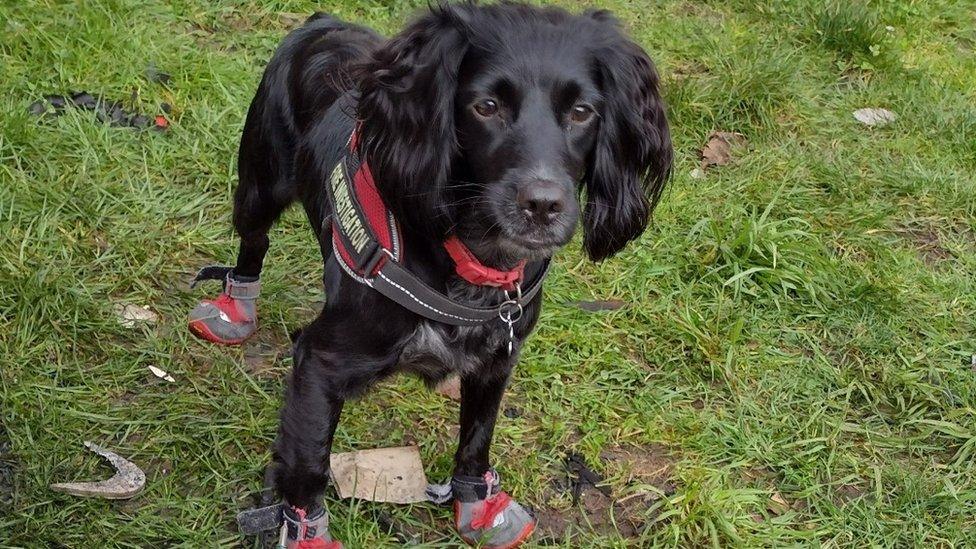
516,180,566,224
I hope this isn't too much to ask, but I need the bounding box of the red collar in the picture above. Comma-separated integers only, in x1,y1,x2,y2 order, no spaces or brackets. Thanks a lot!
443,236,526,291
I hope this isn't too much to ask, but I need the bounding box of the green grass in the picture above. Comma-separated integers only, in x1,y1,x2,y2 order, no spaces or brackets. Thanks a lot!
2,0,975,546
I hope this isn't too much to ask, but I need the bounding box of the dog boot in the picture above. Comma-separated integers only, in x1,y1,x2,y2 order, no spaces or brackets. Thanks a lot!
188,266,260,345
453,469,536,549
279,504,342,549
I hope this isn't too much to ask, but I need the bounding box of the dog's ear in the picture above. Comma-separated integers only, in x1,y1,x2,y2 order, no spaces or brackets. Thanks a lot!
582,12,672,261
355,5,471,238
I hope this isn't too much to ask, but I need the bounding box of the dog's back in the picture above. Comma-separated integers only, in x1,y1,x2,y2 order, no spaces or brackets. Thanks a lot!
236,15,381,207
231,15,382,272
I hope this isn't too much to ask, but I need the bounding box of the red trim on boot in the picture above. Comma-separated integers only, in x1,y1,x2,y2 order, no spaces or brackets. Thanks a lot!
187,292,255,345
294,539,343,549
454,498,536,549
187,318,250,346
471,492,513,529
206,293,250,323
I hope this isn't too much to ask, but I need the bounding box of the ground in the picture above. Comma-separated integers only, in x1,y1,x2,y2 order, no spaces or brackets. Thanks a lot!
1,0,974,547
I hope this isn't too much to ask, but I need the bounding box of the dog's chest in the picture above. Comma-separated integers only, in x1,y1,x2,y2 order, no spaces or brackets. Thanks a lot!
396,284,512,376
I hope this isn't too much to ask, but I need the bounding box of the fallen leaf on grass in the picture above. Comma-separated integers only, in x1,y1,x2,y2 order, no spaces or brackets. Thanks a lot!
700,131,747,170
279,12,308,29
148,366,175,382
565,453,611,503
767,491,791,515
330,446,429,504
50,442,145,499
853,108,897,127
114,304,158,328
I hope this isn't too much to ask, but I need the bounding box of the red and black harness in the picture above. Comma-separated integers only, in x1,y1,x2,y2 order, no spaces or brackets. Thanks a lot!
326,132,548,329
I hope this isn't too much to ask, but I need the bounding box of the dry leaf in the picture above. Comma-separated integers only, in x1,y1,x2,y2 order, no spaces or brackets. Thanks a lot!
853,108,896,127
148,365,175,382
50,442,145,499
700,131,747,170
279,12,307,29
330,446,429,504
690,167,706,179
767,491,791,515
434,375,461,401
114,304,157,328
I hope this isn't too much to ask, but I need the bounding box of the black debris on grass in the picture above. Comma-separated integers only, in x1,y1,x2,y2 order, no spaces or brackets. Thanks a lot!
564,452,612,504
28,91,169,131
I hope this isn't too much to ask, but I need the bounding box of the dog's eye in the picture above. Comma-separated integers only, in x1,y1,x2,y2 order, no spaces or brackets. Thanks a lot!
570,104,595,124
473,99,499,118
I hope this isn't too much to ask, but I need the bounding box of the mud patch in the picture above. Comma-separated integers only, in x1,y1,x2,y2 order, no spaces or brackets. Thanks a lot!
536,446,677,541
834,482,867,506
896,222,953,264
601,443,676,489
242,332,289,378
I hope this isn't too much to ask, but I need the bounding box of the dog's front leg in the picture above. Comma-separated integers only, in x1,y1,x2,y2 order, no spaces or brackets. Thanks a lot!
271,323,390,548
455,366,511,477
271,342,344,547
452,361,537,547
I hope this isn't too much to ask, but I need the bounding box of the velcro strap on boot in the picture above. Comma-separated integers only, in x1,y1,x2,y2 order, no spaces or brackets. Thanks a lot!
451,469,501,503
225,273,260,300
282,504,327,540
190,265,233,288
236,503,284,534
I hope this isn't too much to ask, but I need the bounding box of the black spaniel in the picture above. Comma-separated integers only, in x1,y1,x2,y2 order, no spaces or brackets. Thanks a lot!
188,2,671,546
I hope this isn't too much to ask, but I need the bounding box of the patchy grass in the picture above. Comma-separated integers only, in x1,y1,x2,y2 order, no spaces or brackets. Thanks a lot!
1,0,975,547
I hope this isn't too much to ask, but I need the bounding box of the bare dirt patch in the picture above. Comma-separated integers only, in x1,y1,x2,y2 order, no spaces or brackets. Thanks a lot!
600,443,675,487
242,331,289,378
897,222,953,264
536,445,678,541
834,482,867,506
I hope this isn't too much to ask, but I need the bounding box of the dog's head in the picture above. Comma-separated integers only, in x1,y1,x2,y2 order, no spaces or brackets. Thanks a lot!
356,2,671,262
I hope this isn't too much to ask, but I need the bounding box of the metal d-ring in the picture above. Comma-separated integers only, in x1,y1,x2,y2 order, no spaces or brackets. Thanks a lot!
500,283,523,321
497,299,523,324
499,282,524,356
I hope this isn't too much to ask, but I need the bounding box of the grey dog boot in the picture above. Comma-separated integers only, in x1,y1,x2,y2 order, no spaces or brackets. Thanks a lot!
188,266,260,345
452,469,536,548
278,503,343,549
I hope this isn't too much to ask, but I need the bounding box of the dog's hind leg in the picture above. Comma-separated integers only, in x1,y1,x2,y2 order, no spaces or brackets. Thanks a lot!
188,94,295,345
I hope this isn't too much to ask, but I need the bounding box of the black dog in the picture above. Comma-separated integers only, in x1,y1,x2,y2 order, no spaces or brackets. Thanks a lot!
189,2,671,546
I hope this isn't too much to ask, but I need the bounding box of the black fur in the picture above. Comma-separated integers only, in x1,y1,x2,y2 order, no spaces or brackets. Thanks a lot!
225,2,671,512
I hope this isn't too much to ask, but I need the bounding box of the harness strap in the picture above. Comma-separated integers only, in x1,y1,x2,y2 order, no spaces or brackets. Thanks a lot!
371,256,548,326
